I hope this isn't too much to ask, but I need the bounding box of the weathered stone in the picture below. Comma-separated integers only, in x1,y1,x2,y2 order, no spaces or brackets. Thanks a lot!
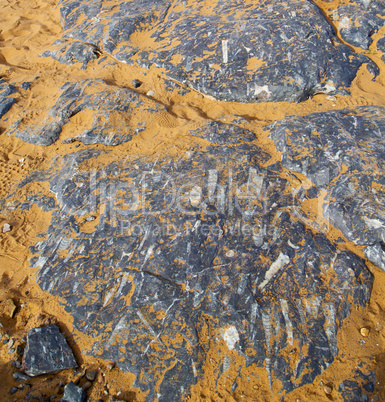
8,79,166,146
13,372,31,382
62,382,87,402
41,39,100,69
0,80,17,120
18,138,373,400
22,325,78,376
269,107,385,252
85,369,97,381
190,120,255,145
44,0,377,103
325,0,385,49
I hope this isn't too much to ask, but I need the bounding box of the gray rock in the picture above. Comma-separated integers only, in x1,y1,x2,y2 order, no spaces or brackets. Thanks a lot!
326,0,385,49
41,39,100,70
62,381,87,402
0,79,17,120
19,141,372,400
22,325,78,376
46,0,376,103
8,79,166,146
269,106,385,247
13,372,31,382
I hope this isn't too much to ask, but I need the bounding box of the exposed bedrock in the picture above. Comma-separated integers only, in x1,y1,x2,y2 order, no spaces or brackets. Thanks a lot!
41,0,378,102
16,141,373,400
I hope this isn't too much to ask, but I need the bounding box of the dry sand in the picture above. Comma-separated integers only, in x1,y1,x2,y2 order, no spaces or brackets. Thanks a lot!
0,0,385,400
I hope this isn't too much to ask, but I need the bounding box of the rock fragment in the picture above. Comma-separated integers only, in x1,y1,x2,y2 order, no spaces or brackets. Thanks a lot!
2,223,12,233
22,325,78,376
62,381,87,402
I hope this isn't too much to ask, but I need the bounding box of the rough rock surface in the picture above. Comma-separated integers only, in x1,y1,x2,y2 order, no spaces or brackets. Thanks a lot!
269,106,385,269
18,137,373,400
62,381,87,402
0,79,17,120
325,0,385,49
43,0,377,103
8,79,165,146
22,325,78,376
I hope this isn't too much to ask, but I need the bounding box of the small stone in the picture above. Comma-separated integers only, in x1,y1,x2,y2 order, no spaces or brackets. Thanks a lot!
146,90,155,97
10,387,18,395
132,79,142,88
13,372,31,382
62,381,86,402
323,384,333,395
85,369,97,381
8,348,15,354
16,345,24,356
82,381,92,391
360,327,370,337
86,216,96,222
5,298,17,318
8,338,15,349
106,362,115,371
2,223,11,233
22,324,78,376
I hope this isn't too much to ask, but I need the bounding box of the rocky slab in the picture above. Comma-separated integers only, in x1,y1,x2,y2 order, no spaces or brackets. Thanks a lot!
324,0,385,49
16,137,373,400
269,106,385,270
0,79,17,120
43,0,377,103
8,79,165,146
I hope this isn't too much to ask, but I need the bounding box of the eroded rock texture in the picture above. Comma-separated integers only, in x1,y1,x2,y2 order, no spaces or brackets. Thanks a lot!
42,0,377,102
269,106,385,270
22,325,78,377
18,138,373,400
8,79,165,146
325,0,385,49
0,79,17,120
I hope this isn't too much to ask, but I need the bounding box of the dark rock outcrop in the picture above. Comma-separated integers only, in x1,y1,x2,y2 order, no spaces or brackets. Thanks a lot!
269,106,385,269
8,79,166,146
17,139,373,400
0,79,17,120
326,0,385,49
42,0,377,103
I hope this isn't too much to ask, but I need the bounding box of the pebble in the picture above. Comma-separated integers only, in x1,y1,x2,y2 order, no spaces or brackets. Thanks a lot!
82,381,92,391
2,223,11,233
8,338,15,349
5,298,17,318
10,387,18,395
106,362,115,370
360,327,370,337
323,384,333,395
86,369,97,381
146,90,155,97
13,372,31,382
8,348,15,354
86,216,96,222
16,345,24,356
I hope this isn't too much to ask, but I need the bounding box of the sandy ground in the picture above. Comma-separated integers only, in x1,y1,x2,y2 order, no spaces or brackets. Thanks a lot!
0,0,385,400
